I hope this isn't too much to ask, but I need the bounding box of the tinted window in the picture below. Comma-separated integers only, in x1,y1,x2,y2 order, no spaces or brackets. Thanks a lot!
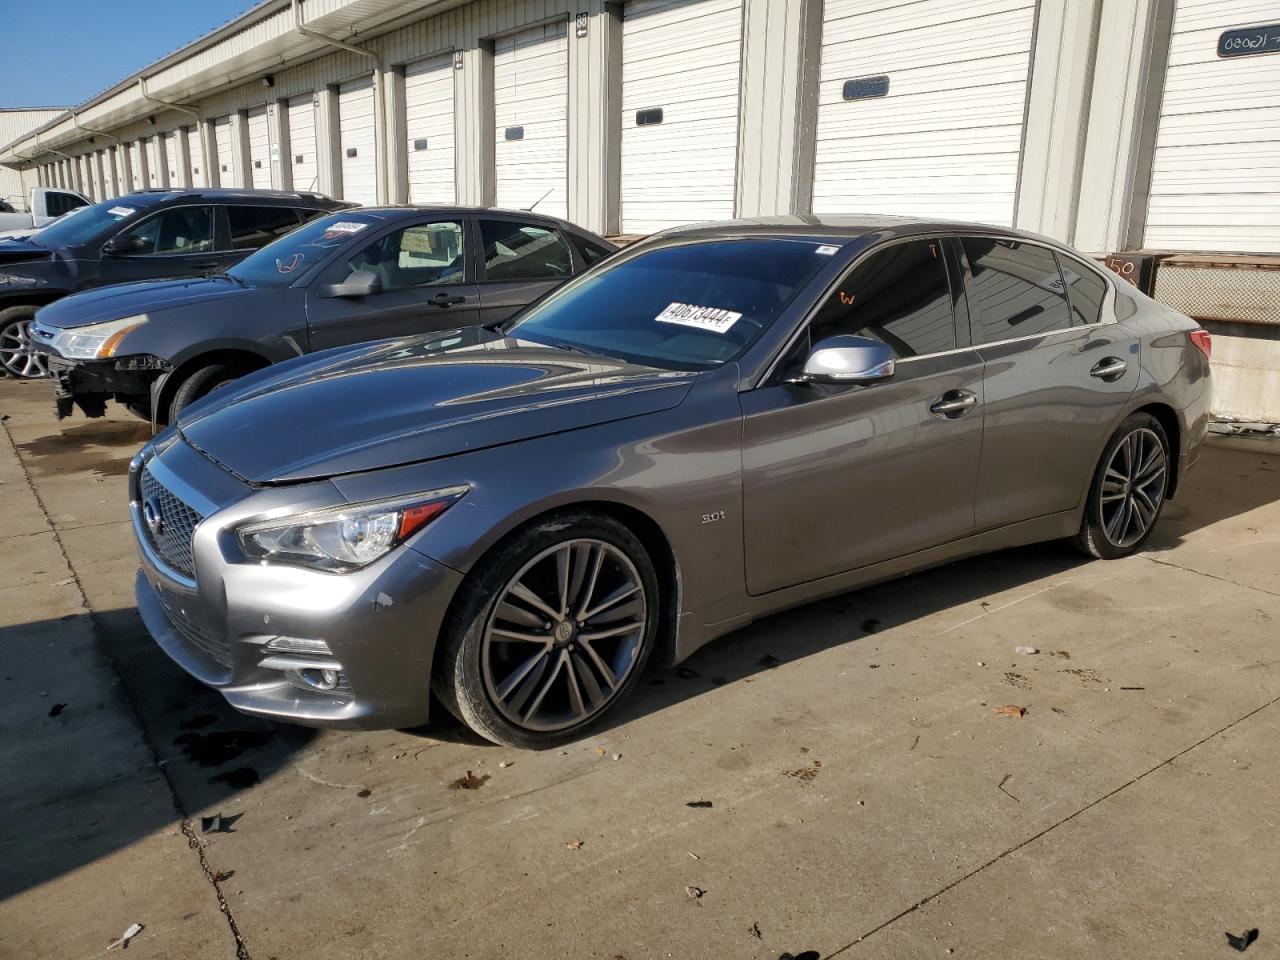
806,239,954,359
227,205,302,250
45,191,88,217
1057,252,1109,326
31,199,147,248
118,206,215,255
341,221,465,291
480,220,573,281
507,239,832,369
962,238,1071,344
225,212,383,288
574,235,614,266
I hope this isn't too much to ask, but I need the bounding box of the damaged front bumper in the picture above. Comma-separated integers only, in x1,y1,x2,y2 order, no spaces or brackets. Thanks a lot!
43,352,170,419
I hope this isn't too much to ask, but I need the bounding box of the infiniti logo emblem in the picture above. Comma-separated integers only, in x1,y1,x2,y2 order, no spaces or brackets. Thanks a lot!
142,497,165,538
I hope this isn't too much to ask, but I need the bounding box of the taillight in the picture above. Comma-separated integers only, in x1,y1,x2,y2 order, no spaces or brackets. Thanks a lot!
1189,329,1211,360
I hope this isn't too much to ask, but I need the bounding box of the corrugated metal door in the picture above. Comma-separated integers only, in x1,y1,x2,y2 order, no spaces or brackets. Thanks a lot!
812,0,1037,225
288,94,318,193
339,76,378,205
247,106,272,190
620,0,743,233
404,53,456,204
1145,1,1280,252
165,131,187,187
187,127,206,188
128,140,146,192
494,22,569,219
214,117,234,186
147,136,168,188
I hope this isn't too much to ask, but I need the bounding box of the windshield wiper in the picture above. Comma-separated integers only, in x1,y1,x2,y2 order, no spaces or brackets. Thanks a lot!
546,340,595,357
210,272,247,285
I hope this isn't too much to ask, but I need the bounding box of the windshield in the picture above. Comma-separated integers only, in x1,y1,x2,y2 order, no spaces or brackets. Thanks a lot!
227,211,382,288
506,239,834,369
34,200,149,248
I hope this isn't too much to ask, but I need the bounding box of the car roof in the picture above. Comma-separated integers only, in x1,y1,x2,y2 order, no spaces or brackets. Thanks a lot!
650,214,1062,250
113,188,340,206
340,205,597,231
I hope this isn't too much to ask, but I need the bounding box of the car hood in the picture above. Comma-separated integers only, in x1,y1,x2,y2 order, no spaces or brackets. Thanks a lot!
0,238,53,266
178,328,696,484
35,276,252,328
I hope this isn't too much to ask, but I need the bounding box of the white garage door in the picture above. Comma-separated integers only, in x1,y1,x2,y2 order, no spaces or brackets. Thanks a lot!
214,117,234,187
1145,2,1280,252
812,0,1037,226
494,22,569,219
287,94,318,193
404,53,456,204
620,0,743,233
165,131,187,187
247,106,273,190
148,136,168,188
339,76,378,204
187,127,206,188
124,141,142,192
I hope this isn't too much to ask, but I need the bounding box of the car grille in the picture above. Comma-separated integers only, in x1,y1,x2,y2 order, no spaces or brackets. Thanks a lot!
140,466,203,579
165,606,233,668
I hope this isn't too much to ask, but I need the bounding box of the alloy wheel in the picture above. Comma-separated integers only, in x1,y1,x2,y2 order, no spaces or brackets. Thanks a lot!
0,318,48,379
481,538,648,733
1100,426,1167,549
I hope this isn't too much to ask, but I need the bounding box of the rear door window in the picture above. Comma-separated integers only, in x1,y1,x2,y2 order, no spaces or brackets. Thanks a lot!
117,206,215,255
227,205,303,250
961,238,1072,344
480,219,574,281
1056,252,1110,326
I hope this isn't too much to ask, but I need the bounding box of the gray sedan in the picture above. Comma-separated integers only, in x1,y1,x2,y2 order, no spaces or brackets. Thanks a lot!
129,216,1211,748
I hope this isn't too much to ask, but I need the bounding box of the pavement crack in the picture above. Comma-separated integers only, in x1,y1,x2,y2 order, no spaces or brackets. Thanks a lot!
1139,553,1280,600
2,419,252,960
826,690,1280,956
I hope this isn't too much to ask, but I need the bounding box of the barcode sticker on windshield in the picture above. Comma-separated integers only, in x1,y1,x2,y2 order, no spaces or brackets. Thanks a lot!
324,221,368,235
655,302,742,334
108,206,135,217
815,245,839,255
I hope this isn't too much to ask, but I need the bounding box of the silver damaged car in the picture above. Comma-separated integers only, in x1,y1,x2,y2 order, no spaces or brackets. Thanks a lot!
130,217,1212,748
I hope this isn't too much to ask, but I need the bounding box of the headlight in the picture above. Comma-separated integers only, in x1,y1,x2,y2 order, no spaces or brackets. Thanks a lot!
50,314,148,360
236,487,468,573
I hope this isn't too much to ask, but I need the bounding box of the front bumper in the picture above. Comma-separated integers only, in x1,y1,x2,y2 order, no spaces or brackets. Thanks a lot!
40,350,169,419
131,438,465,730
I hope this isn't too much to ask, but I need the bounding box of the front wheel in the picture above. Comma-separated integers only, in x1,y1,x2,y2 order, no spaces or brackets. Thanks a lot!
437,512,660,749
0,307,47,379
1075,413,1170,559
167,363,240,422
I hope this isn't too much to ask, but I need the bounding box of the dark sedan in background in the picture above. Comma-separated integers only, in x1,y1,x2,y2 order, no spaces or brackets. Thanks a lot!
33,206,615,423
0,188,345,380
127,216,1210,748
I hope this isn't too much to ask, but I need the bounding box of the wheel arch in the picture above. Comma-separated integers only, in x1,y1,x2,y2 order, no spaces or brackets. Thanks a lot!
1130,400,1183,499
153,345,274,425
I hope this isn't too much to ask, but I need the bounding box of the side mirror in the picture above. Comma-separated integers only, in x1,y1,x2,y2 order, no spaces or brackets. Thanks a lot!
796,334,895,385
317,269,383,299
103,235,146,256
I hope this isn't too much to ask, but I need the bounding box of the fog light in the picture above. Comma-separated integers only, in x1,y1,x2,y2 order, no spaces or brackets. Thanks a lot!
299,667,339,691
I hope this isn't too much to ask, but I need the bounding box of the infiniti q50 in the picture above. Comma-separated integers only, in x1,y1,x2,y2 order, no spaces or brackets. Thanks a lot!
128,217,1211,748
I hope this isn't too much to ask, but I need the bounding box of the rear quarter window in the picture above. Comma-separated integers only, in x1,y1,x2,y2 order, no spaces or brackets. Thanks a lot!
1057,253,1110,326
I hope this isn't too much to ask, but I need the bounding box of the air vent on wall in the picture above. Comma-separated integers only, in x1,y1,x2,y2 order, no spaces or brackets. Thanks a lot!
254,160,262,168
414,138,429,151
636,107,663,126
842,75,890,101
346,147,358,158
504,126,524,141
295,154,304,164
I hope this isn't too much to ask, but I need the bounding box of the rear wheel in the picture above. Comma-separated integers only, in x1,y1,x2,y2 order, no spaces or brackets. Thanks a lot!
167,363,240,422
437,512,659,749
1075,412,1170,559
0,307,47,379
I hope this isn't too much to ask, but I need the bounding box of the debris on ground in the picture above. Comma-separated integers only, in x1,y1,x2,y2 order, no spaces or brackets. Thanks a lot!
1120,686,1145,691
995,704,1027,718
356,788,372,798
596,746,607,757
566,839,584,850
449,770,490,790
869,663,881,669
861,618,880,633
612,753,622,761
757,653,783,669
686,800,714,809
199,812,242,834
48,703,66,717
1048,650,1072,659
498,760,513,768
909,735,920,751
1226,928,1259,952
688,852,700,860
750,921,763,940
1015,645,1038,655
212,870,235,883
783,760,823,783
685,885,706,900
997,773,1020,802
107,922,143,950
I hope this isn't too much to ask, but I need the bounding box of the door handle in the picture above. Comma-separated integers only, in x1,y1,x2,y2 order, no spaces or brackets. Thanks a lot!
1090,357,1128,381
429,292,466,307
929,389,979,419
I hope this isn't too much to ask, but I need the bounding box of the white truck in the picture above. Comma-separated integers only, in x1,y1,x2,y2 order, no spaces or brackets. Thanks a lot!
0,187,90,237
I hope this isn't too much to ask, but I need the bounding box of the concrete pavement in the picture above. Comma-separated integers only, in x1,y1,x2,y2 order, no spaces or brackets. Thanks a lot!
1,375,1278,960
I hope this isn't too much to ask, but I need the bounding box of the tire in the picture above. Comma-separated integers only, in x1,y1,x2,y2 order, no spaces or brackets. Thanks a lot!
0,306,47,380
436,511,660,749
1074,412,1170,559
167,363,239,422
